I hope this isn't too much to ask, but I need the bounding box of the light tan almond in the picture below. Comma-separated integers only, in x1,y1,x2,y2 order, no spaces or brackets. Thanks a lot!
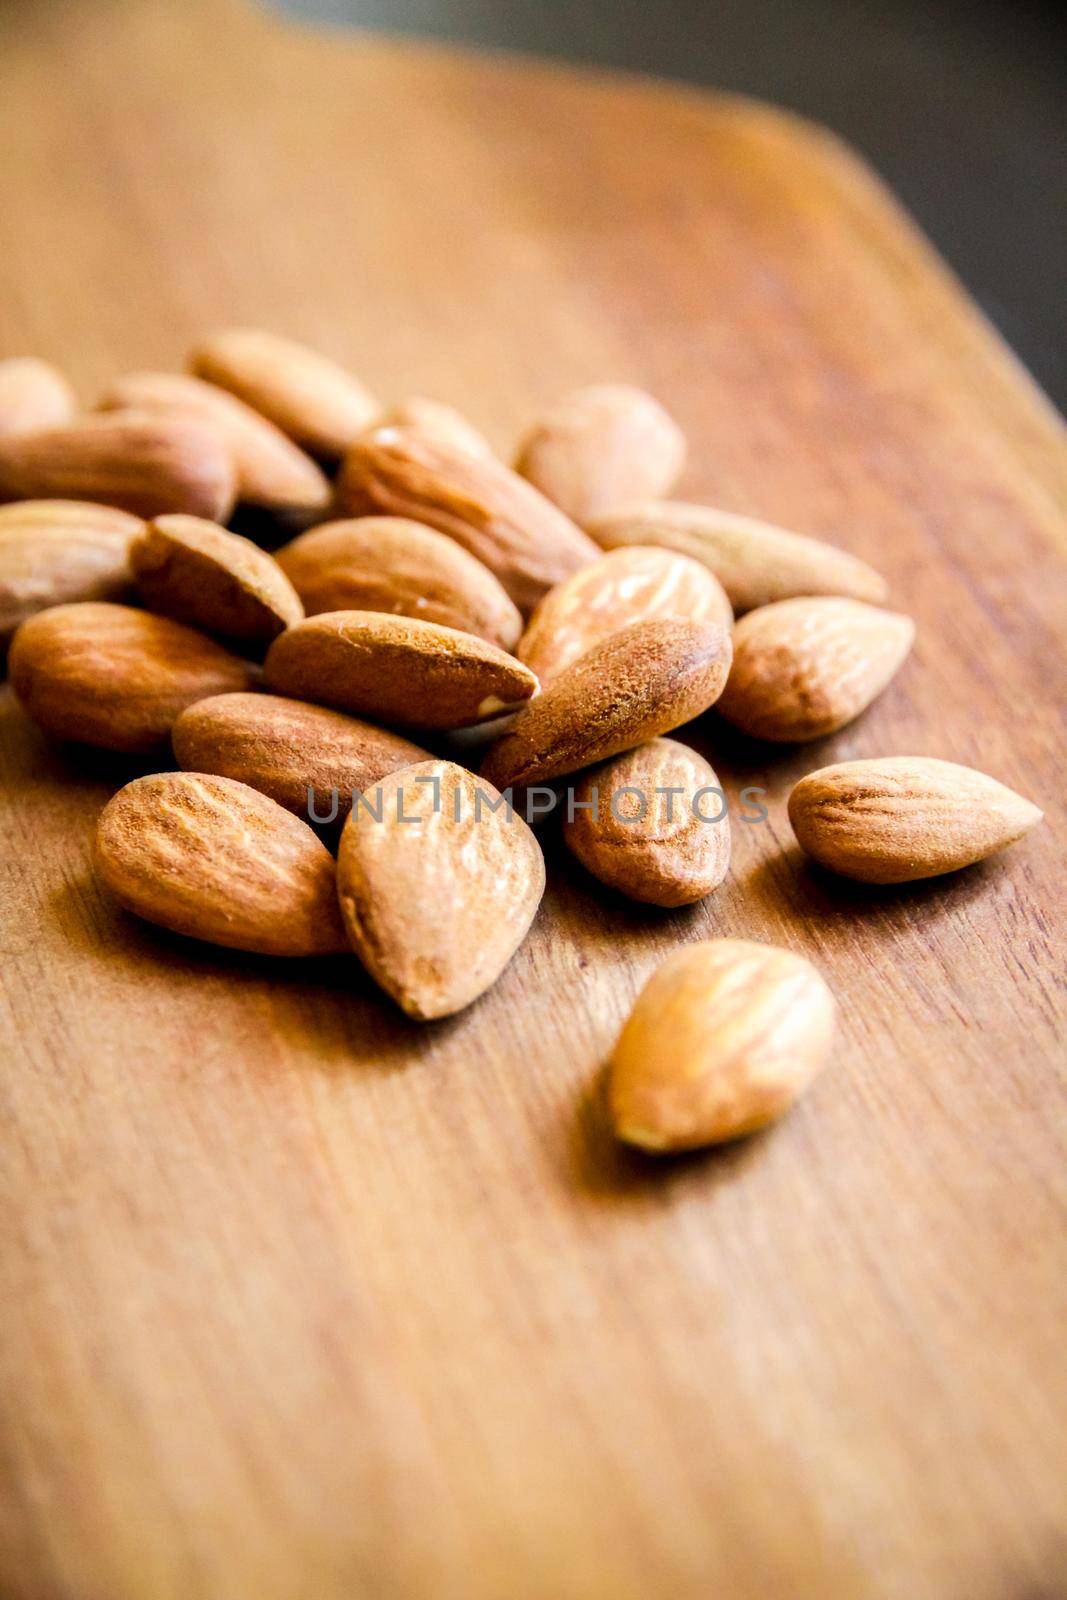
275,517,522,650
336,425,601,614
564,739,730,906
0,359,77,437
172,692,429,822
788,757,1043,883
589,501,888,613
132,515,303,644
336,759,545,1018
481,619,732,792
515,384,685,524
0,412,237,522
610,939,835,1151
191,329,379,458
517,545,732,683
717,597,914,742
375,398,493,459
264,610,538,730
98,372,330,516
93,772,346,956
0,500,141,650
9,602,255,752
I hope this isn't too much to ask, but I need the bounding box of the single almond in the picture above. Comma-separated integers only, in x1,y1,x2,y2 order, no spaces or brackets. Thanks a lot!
264,609,538,730
98,371,330,516
0,359,77,437
0,412,237,522
589,501,888,613
375,398,494,459
0,499,141,650
336,759,545,1018
131,515,303,644
788,756,1043,883
9,601,255,751
564,739,730,906
93,771,347,956
717,597,914,742
191,329,379,458
515,384,685,524
481,618,732,792
610,939,835,1150
275,516,522,650
172,692,429,822
336,425,601,614
517,545,732,683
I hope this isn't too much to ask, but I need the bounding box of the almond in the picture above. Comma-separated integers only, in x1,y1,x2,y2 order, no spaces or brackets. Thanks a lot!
336,759,544,1018
375,398,493,459
515,384,685,524
131,515,303,644
0,412,237,522
610,939,835,1150
517,545,732,684
9,601,255,751
172,692,429,822
98,371,330,516
481,619,732,792
336,425,601,614
275,517,522,650
717,597,914,742
0,499,141,650
93,772,347,956
589,501,888,613
788,756,1043,883
0,359,77,437
564,739,730,906
191,329,379,459
264,609,538,730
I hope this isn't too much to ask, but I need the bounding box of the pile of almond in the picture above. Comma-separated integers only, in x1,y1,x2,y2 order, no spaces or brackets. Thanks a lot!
0,338,1043,1154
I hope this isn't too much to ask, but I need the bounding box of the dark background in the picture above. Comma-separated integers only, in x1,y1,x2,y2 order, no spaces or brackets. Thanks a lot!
275,0,1066,412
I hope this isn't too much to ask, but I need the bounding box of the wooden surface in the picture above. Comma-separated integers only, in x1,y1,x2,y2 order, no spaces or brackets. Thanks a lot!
2,2,1066,1596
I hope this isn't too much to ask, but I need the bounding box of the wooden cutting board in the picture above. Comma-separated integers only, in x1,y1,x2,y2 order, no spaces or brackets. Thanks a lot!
2,2,1065,1596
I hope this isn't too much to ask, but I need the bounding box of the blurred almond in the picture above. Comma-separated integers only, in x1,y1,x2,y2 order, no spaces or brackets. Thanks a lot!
0,500,140,650
132,515,303,644
375,397,493,459
0,358,77,437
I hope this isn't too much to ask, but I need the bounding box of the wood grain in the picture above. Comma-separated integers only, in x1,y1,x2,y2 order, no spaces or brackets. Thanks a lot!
1,1,1065,1596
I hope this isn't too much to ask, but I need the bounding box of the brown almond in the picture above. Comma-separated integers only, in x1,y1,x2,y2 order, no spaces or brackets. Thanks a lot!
589,501,888,613
335,425,601,614
517,545,732,684
131,515,303,644
9,601,255,751
788,756,1043,883
336,759,545,1018
717,597,914,742
275,516,522,650
93,771,346,956
481,618,732,792
610,939,835,1151
375,397,493,459
264,609,538,730
0,499,141,650
0,359,77,437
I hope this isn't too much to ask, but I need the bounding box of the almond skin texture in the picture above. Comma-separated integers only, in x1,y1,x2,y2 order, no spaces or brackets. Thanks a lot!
564,739,730,906
589,502,888,614
717,597,914,742
0,500,141,650
9,602,255,752
264,609,538,730
172,692,429,822
517,545,732,684
93,772,347,956
481,619,732,792
0,359,77,437
515,384,685,525
374,398,494,460
275,517,522,650
98,372,330,516
132,515,303,644
788,757,1043,883
0,412,237,522
336,425,601,614
610,939,836,1151
191,329,379,459
336,760,545,1018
